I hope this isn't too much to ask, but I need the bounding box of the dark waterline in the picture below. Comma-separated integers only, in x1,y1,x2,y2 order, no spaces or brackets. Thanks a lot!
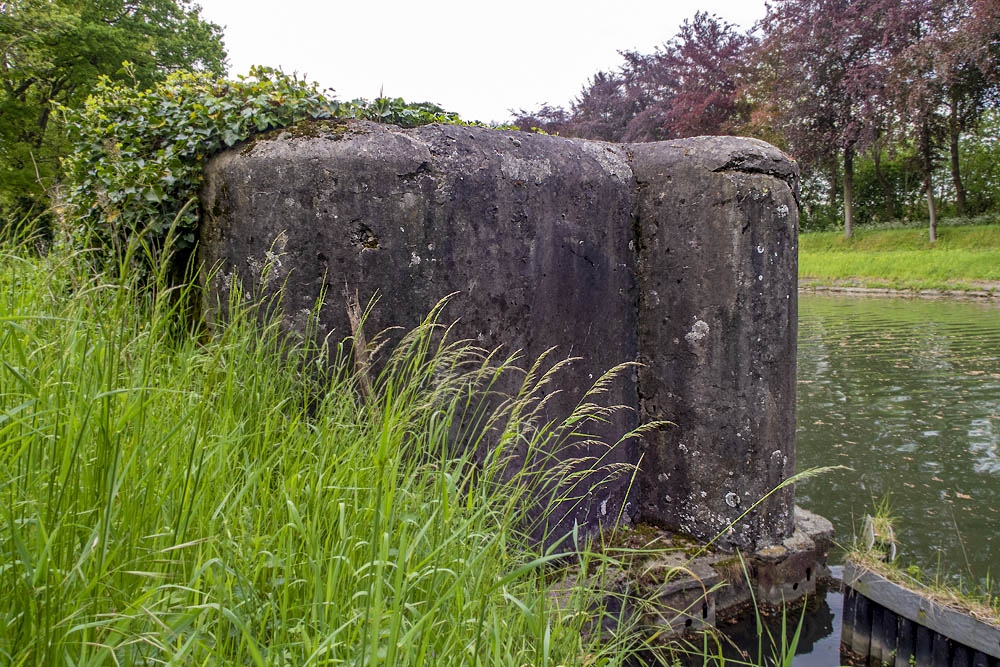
717,567,846,666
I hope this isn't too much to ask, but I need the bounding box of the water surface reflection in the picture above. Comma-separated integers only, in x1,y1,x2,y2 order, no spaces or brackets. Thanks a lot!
796,293,1000,583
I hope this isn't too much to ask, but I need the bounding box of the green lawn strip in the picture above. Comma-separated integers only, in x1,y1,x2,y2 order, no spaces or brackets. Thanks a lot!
799,224,1000,253
799,249,1000,291
799,224,1000,290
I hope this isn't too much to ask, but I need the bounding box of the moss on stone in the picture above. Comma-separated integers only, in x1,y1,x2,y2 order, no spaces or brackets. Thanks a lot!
239,119,355,156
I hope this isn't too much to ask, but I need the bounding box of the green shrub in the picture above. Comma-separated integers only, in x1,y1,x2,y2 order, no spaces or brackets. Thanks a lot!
59,65,465,277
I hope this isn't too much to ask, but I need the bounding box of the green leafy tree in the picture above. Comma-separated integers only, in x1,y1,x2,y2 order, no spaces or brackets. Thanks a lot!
958,111,1000,215
0,0,226,218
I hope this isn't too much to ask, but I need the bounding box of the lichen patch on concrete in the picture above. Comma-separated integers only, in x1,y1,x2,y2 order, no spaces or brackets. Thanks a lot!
500,153,552,184
684,319,710,344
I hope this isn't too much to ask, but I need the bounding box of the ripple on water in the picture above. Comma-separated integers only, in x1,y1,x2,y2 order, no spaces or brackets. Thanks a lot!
797,294,1000,584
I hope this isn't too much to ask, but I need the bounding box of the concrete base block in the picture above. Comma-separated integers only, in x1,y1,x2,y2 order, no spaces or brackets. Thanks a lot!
200,120,802,552
745,506,834,607
554,505,834,642
642,551,720,636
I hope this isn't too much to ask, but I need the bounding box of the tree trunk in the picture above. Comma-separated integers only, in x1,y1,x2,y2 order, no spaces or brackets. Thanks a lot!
872,147,896,221
843,146,855,239
33,105,52,149
829,159,839,210
921,121,937,243
927,180,937,243
948,93,966,217
31,79,64,150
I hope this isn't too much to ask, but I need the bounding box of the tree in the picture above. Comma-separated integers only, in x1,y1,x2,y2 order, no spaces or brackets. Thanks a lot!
512,13,753,145
959,110,1000,214
894,5,951,241
509,103,574,137
0,0,226,218
934,0,1000,216
966,0,1000,78
884,0,980,240
658,11,754,138
570,71,636,141
758,0,914,238
612,48,673,142
610,12,752,142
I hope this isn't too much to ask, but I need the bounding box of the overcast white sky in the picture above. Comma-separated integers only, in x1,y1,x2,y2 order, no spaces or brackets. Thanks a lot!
194,0,767,125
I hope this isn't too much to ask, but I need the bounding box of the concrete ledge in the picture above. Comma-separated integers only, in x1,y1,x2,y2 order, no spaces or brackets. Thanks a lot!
800,283,1000,300
642,506,831,638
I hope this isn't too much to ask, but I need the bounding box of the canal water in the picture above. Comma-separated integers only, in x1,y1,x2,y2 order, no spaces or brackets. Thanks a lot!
796,292,1000,582
720,292,1000,665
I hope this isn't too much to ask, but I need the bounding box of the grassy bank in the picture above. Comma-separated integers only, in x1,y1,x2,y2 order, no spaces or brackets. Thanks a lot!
0,235,654,665
799,223,1000,292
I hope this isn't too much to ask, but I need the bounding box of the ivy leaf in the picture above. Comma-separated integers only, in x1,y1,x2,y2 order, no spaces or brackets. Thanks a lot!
143,186,164,203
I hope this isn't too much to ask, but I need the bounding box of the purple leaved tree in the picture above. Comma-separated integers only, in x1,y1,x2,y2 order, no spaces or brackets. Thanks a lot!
885,0,999,239
659,11,755,138
759,0,912,238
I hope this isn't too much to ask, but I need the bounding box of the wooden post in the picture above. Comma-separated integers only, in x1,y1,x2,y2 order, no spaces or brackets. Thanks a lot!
871,605,886,664
895,616,916,667
853,594,873,659
933,634,951,665
843,587,857,648
883,607,899,663
915,625,934,666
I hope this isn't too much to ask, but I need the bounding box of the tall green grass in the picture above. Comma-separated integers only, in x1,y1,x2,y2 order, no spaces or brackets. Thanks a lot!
0,231,652,665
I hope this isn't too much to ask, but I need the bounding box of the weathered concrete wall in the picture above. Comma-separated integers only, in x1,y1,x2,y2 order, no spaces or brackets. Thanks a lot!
199,120,641,543
199,119,800,551
632,139,799,548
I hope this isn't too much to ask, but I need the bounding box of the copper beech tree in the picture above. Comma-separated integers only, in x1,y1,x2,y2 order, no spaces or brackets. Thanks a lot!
513,2,999,237
511,12,752,143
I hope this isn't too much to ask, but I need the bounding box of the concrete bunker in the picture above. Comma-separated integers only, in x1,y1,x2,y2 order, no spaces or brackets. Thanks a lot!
198,119,808,558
